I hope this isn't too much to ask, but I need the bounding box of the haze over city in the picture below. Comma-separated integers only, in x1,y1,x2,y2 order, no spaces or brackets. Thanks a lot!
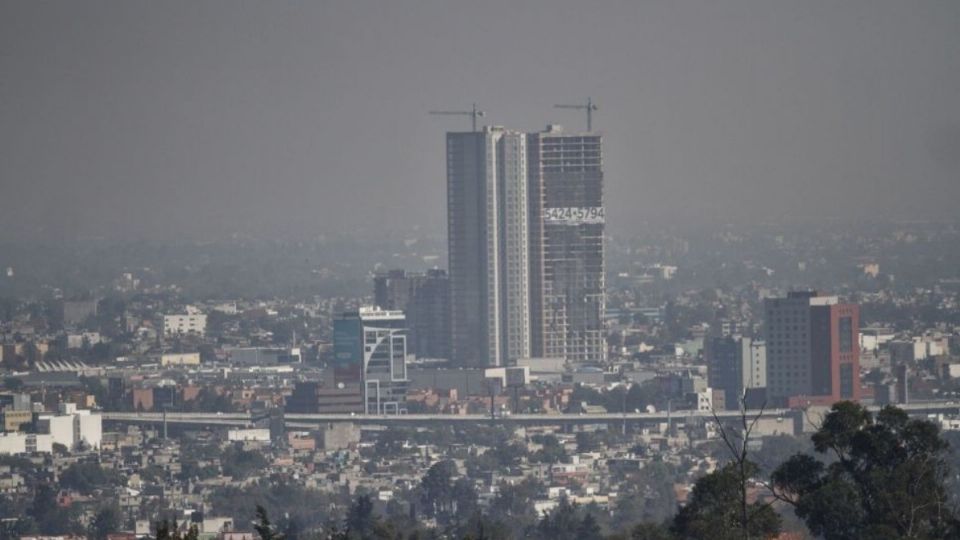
4,2,960,540
2,0,960,242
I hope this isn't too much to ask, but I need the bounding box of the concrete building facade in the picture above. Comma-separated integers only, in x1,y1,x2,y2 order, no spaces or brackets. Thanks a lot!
162,306,207,337
446,125,605,367
36,403,101,450
529,127,605,363
707,336,767,410
765,291,860,407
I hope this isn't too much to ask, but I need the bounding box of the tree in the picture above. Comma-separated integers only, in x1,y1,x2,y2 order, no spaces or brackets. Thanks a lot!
28,482,75,535
452,477,479,519
671,462,780,540
940,430,960,505
420,460,457,520
0,519,31,540
771,402,960,539
88,506,120,540
155,519,199,540
155,520,172,540
0,495,31,540
575,431,601,453
612,462,678,530
182,524,200,540
487,441,528,468
536,497,582,540
254,505,284,540
207,484,336,536
566,384,603,413
221,446,268,480
490,478,542,528
279,514,303,540
629,522,674,540
696,391,779,540
713,391,780,538
576,513,603,540
458,511,513,540
373,427,413,457
530,435,568,464
753,435,811,476
60,462,117,494
344,495,376,538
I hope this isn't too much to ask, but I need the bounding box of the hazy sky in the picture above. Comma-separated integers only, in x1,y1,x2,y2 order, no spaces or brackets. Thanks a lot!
2,0,959,241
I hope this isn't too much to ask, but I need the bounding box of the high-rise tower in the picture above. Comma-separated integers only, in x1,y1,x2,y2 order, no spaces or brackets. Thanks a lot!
447,127,531,367
446,125,605,367
529,126,606,363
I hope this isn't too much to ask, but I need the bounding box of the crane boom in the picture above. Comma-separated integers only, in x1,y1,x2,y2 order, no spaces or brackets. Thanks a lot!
552,97,598,131
428,103,486,132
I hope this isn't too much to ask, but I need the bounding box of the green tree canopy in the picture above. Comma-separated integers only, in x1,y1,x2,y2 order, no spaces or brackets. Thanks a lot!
88,506,120,540
420,460,458,521
254,505,284,540
771,401,960,540
536,498,583,540
59,462,119,495
671,462,781,540
612,462,678,531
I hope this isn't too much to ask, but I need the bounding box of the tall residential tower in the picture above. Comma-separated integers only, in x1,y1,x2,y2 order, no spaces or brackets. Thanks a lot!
447,125,605,367
529,126,605,363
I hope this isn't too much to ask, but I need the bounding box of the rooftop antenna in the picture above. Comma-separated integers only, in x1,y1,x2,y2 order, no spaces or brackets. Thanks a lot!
429,103,486,132
553,97,598,131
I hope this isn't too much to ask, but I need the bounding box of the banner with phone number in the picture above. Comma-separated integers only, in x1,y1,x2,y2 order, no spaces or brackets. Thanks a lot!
543,207,605,224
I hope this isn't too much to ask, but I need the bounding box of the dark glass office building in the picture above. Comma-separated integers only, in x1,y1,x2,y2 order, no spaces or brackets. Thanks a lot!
373,269,450,360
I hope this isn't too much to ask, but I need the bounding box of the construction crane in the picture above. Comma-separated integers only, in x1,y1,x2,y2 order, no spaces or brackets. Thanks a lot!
429,103,486,132
553,97,598,131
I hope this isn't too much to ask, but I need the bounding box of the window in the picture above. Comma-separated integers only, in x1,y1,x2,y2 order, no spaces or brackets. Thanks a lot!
840,363,854,398
839,316,853,353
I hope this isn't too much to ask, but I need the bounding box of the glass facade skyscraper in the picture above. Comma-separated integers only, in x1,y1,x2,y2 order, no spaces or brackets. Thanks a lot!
332,307,408,414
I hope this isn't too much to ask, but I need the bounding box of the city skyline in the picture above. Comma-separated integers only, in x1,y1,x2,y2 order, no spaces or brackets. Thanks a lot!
1,3,960,538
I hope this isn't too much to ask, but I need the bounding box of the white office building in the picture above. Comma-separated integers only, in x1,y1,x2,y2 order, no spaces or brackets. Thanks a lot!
333,307,410,414
36,403,101,451
163,306,207,337
0,433,53,455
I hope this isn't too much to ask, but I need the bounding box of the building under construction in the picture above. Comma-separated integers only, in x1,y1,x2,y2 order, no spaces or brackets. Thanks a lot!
529,126,605,364
446,124,605,367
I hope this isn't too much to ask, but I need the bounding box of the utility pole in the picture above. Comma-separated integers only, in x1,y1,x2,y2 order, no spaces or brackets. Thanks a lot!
553,97,599,131
429,103,486,132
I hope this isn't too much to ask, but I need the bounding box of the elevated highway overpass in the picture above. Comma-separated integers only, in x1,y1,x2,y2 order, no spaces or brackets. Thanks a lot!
102,401,960,430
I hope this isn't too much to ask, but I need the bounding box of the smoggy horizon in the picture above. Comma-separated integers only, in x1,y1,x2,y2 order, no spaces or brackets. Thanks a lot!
2,1,959,242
